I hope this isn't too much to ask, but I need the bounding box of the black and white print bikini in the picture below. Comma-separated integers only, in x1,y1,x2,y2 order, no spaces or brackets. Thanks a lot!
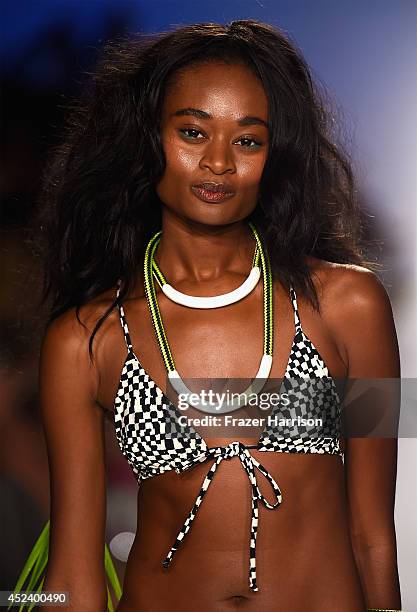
113,281,343,592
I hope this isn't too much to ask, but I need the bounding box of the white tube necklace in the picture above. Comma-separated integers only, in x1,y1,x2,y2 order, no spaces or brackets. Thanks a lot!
143,221,274,413
152,226,261,308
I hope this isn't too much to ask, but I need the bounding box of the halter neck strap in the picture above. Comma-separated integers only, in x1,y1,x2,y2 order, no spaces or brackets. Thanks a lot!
116,280,133,353
289,286,302,334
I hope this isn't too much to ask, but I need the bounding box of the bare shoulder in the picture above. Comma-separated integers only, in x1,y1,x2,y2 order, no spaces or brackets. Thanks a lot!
43,285,120,359
306,255,393,317
306,256,399,377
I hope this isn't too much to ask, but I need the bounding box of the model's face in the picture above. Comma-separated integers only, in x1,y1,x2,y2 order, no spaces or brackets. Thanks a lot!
155,62,269,225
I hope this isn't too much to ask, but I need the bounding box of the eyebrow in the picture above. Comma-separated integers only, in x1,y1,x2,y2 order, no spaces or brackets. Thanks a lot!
171,107,269,129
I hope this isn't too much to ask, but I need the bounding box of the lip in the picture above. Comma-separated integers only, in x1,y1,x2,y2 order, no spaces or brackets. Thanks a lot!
191,184,236,203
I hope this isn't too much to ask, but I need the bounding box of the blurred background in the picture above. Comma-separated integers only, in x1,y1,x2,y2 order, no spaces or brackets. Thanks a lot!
1,0,416,609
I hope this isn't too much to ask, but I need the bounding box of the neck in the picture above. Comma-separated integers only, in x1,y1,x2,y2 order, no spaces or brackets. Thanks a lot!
153,212,256,284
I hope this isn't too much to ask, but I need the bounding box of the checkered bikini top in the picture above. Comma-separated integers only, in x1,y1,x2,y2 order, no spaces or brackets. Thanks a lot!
113,281,343,592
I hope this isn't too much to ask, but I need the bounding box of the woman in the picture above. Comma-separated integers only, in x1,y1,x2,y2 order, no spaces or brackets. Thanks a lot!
16,19,402,612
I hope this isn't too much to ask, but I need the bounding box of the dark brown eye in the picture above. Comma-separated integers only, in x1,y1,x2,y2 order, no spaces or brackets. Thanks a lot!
236,137,262,149
179,128,204,139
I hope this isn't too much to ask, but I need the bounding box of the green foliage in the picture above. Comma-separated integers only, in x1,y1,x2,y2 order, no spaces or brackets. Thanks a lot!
8,520,122,611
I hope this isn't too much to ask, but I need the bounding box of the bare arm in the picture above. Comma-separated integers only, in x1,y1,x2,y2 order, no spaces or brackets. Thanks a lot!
39,307,107,612
334,267,402,609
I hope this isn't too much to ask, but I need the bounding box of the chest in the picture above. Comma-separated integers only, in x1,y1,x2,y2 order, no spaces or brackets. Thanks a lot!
98,281,346,414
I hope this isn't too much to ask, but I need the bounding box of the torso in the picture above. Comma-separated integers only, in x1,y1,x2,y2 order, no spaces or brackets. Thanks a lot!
94,257,366,611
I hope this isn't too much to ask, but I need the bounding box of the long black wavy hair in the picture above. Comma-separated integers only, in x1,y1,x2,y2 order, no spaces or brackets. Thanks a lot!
35,19,378,357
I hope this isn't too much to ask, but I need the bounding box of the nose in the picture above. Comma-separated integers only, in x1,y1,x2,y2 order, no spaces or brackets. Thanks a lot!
199,136,236,174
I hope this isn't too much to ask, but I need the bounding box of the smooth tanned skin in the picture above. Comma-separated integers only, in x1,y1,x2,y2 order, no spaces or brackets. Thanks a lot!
40,63,401,611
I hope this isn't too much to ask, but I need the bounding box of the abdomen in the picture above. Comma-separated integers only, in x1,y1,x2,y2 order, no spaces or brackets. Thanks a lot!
118,452,366,612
